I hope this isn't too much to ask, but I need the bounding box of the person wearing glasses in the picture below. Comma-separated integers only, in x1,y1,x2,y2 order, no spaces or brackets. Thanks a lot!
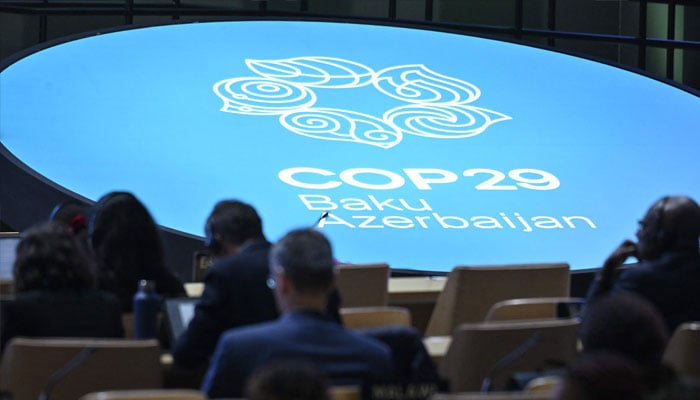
172,200,278,370
172,200,340,371
201,228,392,399
586,195,700,332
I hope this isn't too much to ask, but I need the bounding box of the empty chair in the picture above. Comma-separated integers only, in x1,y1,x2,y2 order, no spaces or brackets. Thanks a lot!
79,389,206,400
335,263,390,307
340,306,411,330
440,318,579,392
485,297,585,322
663,321,700,380
0,337,162,400
425,263,570,336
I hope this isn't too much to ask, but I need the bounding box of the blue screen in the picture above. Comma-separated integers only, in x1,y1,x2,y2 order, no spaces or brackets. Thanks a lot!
1,20,699,271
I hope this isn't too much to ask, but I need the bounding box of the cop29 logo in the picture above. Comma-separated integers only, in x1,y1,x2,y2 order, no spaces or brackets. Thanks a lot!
213,57,510,149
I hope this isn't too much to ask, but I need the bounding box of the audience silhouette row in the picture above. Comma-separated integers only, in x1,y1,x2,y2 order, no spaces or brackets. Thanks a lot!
2,193,700,399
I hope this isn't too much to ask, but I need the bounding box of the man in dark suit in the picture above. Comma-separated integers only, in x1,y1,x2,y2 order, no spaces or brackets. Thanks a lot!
587,195,700,332
200,228,393,399
172,201,341,370
171,200,278,369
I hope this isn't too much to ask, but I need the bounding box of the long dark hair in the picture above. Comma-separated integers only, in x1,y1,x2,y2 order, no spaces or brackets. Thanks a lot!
88,191,167,292
14,223,96,292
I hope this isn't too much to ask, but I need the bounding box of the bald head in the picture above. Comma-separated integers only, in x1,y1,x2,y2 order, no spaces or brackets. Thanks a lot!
660,196,700,240
637,195,700,259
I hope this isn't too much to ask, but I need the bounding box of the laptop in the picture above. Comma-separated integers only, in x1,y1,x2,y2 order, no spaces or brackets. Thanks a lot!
0,233,21,280
164,297,198,341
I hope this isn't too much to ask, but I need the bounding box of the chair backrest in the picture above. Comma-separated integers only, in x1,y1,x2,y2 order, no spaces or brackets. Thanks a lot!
440,318,579,392
485,297,585,322
430,392,553,400
0,279,13,296
329,385,361,400
425,263,570,336
524,375,562,394
663,321,700,380
122,313,135,339
340,306,411,330
79,389,206,400
121,313,164,339
335,263,390,307
0,337,162,400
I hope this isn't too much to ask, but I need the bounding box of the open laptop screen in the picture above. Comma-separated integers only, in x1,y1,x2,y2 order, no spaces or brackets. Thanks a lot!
0,233,21,280
164,297,198,341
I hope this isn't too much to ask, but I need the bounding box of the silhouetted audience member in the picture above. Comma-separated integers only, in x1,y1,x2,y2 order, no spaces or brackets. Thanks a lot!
49,199,89,234
88,191,185,312
587,195,700,332
573,292,681,399
557,349,700,400
580,292,669,370
172,200,340,370
200,228,392,398
247,361,331,400
172,200,279,370
0,224,123,352
49,199,91,256
555,352,647,400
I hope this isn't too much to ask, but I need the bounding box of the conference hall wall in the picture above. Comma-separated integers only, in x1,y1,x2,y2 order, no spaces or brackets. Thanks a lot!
1,3,699,288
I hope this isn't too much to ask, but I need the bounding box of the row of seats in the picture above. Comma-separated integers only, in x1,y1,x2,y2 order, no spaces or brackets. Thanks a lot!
2,308,699,399
2,261,698,399
0,262,570,399
333,262,571,335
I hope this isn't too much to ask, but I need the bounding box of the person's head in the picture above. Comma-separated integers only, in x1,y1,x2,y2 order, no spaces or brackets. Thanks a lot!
204,200,264,258
268,228,335,312
13,223,96,293
580,292,669,369
246,361,331,400
555,352,647,400
49,200,90,234
88,191,166,283
636,195,700,260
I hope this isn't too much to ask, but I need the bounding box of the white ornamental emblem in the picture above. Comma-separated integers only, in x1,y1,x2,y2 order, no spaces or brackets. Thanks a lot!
213,57,510,149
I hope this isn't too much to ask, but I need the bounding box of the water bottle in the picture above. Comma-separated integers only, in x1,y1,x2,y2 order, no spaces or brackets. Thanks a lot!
133,279,161,339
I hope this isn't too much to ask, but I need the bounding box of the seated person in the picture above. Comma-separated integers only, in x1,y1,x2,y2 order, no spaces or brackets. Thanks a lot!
560,302,700,400
172,200,280,369
576,292,675,396
555,352,647,400
586,195,700,332
48,199,90,253
580,292,670,371
88,191,186,312
0,224,123,352
200,228,393,398
172,200,340,370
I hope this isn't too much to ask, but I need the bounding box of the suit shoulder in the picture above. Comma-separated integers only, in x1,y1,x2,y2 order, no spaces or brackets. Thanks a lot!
219,319,281,345
343,329,392,357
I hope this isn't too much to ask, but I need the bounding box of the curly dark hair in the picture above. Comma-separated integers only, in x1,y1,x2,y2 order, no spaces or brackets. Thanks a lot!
13,223,96,292
580,292,669,368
